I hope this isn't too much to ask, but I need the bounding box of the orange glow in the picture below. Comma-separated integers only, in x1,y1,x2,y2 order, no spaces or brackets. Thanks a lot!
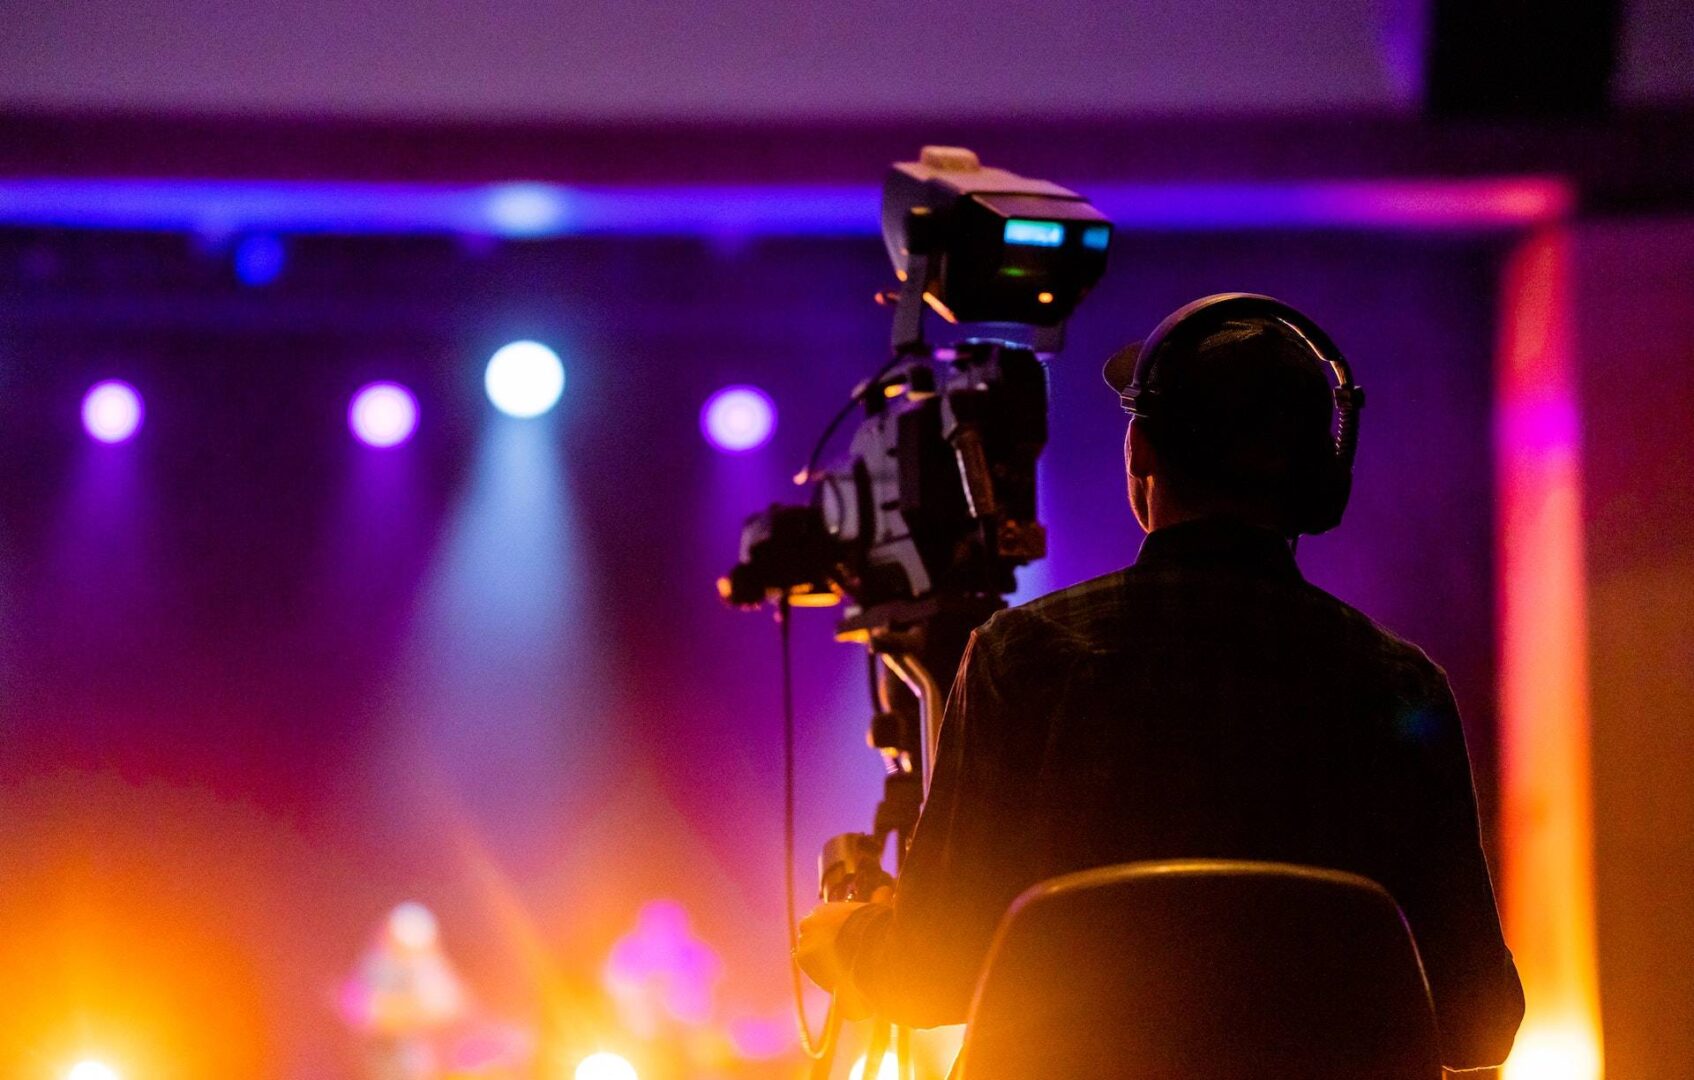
1495,227,1602,1077
922,293,959,323
790,590,843,608
0,776,276,1079
1504,1026,1604,1080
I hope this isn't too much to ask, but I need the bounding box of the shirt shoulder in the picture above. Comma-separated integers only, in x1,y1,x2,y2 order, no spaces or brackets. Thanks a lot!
992,565,1451,700
976,569,1134,661
1290,580,1454,699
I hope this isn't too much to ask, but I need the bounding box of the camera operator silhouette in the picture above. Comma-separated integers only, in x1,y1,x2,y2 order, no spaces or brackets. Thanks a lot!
797,295,1524,1074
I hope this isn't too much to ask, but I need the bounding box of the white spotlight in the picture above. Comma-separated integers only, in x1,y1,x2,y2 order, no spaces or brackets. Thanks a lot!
849,1053,899,1080
575,1051,638,1080
67,1062,122,1080
484,340,565,419
485,183,569,237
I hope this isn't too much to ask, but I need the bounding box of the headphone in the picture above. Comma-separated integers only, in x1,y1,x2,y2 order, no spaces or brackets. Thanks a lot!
1108,293,1365,536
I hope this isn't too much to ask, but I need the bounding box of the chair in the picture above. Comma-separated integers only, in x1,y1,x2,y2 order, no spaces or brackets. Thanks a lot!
953,859,1442,1080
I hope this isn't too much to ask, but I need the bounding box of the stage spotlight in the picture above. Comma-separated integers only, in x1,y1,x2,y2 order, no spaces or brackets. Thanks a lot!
575,1051,638,1080
66,1061,122,1080
484,341,565,419
348,381,419,448
700,385,776,453
81,379,144,443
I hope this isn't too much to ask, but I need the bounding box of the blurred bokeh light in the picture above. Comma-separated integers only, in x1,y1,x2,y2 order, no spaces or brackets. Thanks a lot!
348,381,420,448
80,380,144,443
700,385,776,453
484,340,565,418
575,1050,638,1080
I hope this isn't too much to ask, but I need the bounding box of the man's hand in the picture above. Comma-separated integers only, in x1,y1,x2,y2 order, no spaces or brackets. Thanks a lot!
796,901,863,992
795,888,892,1020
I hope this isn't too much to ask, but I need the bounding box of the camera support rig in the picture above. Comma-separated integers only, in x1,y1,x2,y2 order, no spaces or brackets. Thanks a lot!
817,212,1068,899
718,145,1110,1072
817,321,1052,902
818,593,1003,901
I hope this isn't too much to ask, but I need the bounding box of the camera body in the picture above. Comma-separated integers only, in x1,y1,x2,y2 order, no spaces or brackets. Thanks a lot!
720,148,1110,622
721,340,1048,615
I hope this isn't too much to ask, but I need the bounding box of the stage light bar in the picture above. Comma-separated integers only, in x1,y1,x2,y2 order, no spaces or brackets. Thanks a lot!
485,341,565,419
81,380,144,443
348,382,419,448
700,385,776,453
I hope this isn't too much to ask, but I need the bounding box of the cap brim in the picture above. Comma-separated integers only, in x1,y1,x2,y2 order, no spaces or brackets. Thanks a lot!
1102,341,1143,395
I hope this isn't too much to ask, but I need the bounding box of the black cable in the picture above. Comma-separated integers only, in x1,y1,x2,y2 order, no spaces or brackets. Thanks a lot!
795,350,912,484
780,597,841,1062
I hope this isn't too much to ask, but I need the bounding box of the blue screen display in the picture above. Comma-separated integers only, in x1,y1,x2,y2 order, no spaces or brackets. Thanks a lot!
1083,225,1111,251
1003,219,1066,247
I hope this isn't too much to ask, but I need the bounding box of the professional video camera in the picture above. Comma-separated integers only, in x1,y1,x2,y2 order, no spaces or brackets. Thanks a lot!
720,146,1111,624
717,145,1110,1073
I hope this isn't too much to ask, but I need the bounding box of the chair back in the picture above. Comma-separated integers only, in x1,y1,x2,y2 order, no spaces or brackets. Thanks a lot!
955,859,1442,1080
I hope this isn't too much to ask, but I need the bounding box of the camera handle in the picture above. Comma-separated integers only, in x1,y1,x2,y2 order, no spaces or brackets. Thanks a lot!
890,216,934,353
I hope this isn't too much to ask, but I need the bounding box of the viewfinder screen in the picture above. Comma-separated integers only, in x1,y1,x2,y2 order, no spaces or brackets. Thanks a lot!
1003,219,1066,247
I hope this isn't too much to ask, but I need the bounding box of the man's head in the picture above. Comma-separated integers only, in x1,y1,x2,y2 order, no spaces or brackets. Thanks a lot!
1110,315,1337,535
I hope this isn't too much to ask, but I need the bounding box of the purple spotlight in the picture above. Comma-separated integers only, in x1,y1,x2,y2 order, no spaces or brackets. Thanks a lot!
81,379,144,443
348,381,419,448
700,385,776,453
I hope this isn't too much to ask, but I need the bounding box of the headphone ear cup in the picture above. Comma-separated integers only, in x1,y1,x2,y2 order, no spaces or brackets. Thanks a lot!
1295,459,1351,535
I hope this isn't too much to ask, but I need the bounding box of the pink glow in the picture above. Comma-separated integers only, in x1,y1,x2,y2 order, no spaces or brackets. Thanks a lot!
1495,227,1603,1077
726,1013,794,1060
1091,177,1573,230
603,900,722,1032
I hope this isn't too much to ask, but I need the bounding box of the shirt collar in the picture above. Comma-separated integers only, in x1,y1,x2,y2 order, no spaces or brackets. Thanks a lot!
1133,518,1303,580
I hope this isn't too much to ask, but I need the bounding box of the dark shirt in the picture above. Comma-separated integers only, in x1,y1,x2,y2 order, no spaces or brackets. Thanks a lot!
847,518,1524,1070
